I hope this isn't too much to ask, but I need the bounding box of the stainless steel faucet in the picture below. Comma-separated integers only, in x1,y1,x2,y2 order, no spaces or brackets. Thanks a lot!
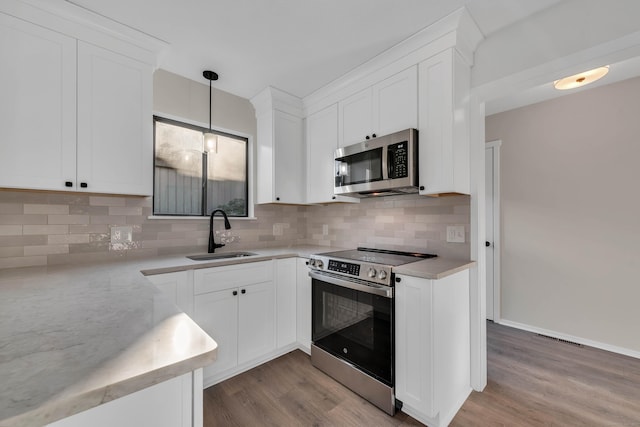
208,209,231,253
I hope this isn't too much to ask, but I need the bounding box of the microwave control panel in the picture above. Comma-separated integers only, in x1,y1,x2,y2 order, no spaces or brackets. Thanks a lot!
388,142,408,179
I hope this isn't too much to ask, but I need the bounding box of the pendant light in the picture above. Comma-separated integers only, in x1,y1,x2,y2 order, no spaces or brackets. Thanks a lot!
203,70,219,153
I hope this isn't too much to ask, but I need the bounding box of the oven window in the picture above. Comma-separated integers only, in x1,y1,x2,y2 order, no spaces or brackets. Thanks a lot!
312,278,393,385
336,148,383,185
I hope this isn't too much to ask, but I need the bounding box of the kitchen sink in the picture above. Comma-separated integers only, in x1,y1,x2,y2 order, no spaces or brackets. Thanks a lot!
186,252,258,261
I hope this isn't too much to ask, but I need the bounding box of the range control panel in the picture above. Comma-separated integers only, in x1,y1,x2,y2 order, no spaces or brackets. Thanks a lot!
328,260,360,276
308,255,393,286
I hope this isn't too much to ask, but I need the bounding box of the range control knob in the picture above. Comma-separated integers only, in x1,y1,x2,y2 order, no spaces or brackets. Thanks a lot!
378,270,387,280
309,259,316,267
315,260,324,269
368,268,377,278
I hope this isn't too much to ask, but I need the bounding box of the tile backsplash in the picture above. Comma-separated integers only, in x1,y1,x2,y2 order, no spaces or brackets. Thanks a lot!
0,190,470,269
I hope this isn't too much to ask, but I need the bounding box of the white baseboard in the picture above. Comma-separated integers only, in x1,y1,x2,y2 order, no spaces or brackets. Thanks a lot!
497,319,640,360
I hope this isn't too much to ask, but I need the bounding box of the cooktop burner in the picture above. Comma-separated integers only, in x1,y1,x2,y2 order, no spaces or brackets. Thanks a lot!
318,247,436,266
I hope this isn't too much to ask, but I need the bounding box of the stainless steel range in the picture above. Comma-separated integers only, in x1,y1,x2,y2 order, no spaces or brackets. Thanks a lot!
308,247,436,415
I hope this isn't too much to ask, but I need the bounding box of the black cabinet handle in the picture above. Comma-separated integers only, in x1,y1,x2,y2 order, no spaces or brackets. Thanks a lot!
372,133,376,138
395,277,401,283
80,182,88,188
233,290,238,296
419,185,425,191
65,181,73,187
486,241,491,247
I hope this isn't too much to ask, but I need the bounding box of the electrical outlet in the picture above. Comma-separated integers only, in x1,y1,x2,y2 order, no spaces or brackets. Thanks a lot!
446,225,465,243
110,226,132,243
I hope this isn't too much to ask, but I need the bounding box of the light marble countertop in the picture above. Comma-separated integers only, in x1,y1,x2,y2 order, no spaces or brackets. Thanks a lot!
0,244,472,426
393,257,476,280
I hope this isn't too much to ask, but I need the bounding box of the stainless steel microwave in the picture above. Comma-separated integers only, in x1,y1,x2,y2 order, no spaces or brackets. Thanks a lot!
334,128,418,197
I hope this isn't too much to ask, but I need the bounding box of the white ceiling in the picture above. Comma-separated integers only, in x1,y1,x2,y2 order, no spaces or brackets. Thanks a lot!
66,0,563,100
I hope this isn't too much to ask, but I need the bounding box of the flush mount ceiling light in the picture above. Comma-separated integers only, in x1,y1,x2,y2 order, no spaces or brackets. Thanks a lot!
203,70,219,152
553,66,609,90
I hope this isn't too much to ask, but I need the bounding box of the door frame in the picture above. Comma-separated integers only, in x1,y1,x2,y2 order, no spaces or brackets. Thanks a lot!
486,140,502,322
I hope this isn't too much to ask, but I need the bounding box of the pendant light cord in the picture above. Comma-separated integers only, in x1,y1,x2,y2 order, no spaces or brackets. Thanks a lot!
209,78,212,131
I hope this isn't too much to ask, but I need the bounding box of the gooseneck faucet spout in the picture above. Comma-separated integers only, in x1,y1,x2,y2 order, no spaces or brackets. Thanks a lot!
208,209,232,253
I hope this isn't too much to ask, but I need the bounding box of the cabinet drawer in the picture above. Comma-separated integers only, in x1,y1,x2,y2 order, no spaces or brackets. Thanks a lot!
194,261,273,295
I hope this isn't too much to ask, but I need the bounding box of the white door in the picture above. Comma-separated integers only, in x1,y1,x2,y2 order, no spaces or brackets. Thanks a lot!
485,141,501,321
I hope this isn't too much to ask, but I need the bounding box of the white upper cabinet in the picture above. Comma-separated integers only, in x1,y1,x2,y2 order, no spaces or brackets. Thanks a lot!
338,66,417,147
0,7,158,195
77,42,153,195
418,48,471,196
305,103,359,204
0,13,77,191
252,87,306,205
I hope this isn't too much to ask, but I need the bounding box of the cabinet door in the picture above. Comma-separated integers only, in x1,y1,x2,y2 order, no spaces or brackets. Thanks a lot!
238,281,276,365
418,49,470,195
306,104,360,204
395,274,436,417
338,87,373,147
296,258,312,352
374,66,418,137
276,258,297,348
77,42,153,196
273,109,305,204
145,271,193,317
0,13,76,191
194,289,239,379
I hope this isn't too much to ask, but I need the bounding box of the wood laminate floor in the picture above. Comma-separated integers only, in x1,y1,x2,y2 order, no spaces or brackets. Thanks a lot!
203,322,640,426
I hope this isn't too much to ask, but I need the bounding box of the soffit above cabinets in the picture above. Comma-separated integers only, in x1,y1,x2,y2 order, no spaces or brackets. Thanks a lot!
58,0,562,99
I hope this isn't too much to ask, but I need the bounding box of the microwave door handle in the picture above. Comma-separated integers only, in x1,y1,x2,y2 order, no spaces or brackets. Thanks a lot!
387,147,396,179
382,146,389,180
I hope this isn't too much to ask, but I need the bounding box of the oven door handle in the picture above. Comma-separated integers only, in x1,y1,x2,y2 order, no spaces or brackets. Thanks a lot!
309,270,393,298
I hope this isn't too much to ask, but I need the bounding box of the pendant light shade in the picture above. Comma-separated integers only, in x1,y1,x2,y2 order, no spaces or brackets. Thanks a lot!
203,70,219,152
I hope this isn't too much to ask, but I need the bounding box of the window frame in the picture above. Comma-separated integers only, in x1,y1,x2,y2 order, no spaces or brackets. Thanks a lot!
152,115,251,218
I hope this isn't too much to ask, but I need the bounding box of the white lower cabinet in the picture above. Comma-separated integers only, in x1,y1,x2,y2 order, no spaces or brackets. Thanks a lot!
295,258,312,352
192,261,276,386
395,270,471,427
276,258,297,348
47,370,202,427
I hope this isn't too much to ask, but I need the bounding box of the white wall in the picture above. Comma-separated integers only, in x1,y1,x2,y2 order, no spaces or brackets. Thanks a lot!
485,76,640,354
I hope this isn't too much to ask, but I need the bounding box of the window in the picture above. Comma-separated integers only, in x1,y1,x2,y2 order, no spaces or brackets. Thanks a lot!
153,116,248,217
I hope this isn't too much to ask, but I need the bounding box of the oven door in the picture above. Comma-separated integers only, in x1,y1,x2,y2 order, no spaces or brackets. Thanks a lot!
310,271,394,386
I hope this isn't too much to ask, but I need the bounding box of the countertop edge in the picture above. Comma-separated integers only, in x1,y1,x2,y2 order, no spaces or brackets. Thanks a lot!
393,259,476,280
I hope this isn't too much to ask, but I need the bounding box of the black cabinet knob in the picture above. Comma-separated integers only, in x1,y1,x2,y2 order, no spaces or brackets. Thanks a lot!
233,290,238,296
305,261,309,265
80,182,88,188
372,133,376,138
419,185,425,191
395,277,401,283
65,181,73,187
486,241,491,247
241,289,246,294
365,135,370,140
332,196,336,200
276,197,280,201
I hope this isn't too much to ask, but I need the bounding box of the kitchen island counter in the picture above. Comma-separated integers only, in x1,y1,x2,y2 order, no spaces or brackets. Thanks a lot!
0,259,219,427
0,245,330,426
